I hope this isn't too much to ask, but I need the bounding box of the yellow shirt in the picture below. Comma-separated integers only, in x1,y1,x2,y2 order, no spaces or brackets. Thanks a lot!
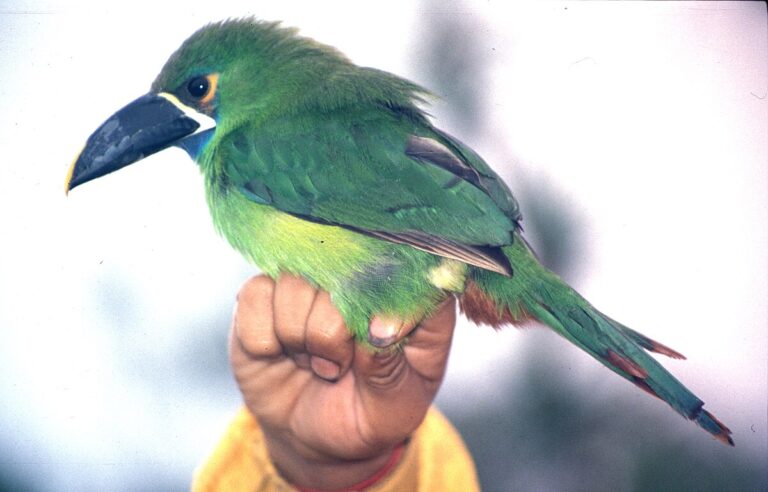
192,406,480,491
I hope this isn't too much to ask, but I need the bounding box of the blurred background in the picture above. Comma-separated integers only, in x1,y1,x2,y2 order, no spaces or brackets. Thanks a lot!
0,1,765,490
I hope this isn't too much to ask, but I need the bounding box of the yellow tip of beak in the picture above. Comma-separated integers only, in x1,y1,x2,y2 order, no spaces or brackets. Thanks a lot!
65,145,84,196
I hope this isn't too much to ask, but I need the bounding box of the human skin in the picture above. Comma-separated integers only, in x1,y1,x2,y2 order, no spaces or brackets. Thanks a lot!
229,274,457,489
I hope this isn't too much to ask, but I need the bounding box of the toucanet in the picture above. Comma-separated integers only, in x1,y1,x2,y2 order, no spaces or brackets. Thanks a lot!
65,18,733,445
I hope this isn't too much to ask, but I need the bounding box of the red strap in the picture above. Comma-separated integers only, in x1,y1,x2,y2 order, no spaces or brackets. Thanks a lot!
296,442,406,492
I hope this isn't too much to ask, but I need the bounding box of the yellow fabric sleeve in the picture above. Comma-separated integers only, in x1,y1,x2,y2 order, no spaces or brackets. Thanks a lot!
191,406,480,492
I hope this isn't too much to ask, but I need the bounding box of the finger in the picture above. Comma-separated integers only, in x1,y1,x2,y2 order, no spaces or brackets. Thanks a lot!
402,297,457,382
367,294,453,348
305,290,354,381
356,297,455,385
405,296,456,350
273,274,318,354
350,344,428,444
232,275,281,359
367,314,420,349
351,298,457,443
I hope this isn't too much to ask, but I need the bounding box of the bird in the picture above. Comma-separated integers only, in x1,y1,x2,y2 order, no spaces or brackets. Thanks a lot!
65,18,733,446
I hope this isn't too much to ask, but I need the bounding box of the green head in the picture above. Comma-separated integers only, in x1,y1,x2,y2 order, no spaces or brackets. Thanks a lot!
150,19,353,129
65,18,354,192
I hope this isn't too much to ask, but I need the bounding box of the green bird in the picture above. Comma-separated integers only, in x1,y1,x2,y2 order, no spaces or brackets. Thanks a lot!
65,18,733,446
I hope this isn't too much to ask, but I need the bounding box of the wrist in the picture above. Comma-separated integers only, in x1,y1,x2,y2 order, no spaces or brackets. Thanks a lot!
295,442,406,492
261,425,407,490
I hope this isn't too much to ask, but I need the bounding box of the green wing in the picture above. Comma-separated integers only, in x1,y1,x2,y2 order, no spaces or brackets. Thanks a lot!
219,105,522,274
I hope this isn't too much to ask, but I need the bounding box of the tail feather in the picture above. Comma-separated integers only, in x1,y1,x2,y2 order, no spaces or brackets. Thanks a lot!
612,319,687,360
698,410,735,446
460,235,733,446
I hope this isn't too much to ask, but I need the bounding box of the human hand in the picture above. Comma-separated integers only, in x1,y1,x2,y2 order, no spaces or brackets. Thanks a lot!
229,274,457,490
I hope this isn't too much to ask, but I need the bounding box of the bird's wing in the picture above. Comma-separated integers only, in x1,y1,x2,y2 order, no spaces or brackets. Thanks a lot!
219,107,521,275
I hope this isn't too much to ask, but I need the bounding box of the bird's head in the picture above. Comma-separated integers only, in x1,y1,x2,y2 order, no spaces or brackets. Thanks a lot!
65,18,349,194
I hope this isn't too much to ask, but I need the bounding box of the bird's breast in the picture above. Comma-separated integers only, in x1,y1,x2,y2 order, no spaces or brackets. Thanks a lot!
206,188,385,289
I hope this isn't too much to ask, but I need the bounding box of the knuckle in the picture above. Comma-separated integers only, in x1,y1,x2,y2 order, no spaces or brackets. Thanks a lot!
238,275,274,305
277,273,312,291
307,314,348,350
239,330,281,358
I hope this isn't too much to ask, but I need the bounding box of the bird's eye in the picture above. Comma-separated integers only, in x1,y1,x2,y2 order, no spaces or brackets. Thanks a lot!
184,73,219,105
187,76,210,99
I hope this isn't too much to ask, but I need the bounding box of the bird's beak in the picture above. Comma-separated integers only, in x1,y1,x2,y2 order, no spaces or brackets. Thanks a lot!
65,92,215,194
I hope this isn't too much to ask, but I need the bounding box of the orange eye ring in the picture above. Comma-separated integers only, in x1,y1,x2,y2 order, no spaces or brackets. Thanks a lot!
186,73,219,105
200,73,219,105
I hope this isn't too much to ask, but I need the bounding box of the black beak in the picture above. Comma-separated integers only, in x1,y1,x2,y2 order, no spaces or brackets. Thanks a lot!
65,93,204,194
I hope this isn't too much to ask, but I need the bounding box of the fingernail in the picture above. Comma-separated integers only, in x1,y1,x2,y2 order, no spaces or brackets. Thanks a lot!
310,356,341,381
368,316,402,348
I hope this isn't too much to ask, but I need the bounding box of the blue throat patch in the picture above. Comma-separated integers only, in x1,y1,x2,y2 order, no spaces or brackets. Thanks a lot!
176,128,215,161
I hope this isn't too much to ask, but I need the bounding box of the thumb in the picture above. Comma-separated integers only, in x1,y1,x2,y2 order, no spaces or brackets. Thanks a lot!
366,296,456,348
367,315,420,348
352,298,456,442
350,298,457,444
356,297,456,388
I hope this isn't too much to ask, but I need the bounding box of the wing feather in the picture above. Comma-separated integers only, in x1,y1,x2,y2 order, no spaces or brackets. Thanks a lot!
222,107,522,274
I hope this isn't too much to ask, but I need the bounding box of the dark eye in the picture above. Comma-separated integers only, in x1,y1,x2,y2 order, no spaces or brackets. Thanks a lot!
187,76,210,99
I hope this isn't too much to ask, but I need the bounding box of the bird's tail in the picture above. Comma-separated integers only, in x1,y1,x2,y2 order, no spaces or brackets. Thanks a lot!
459,233,733,446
